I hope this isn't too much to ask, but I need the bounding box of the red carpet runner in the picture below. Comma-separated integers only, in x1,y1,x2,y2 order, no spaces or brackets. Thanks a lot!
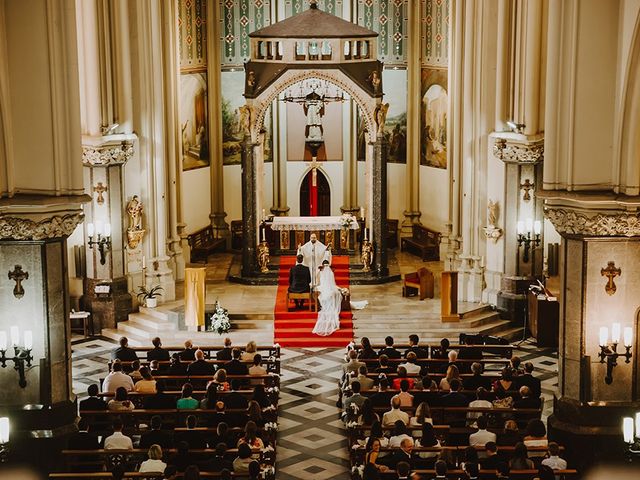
274,256,354,347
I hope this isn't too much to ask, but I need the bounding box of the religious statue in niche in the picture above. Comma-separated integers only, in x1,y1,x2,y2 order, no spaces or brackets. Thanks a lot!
247,70,256,94
126,195,146,249
368,69,381,95
238,104,254,137
483,200,503,243
361,240,373,273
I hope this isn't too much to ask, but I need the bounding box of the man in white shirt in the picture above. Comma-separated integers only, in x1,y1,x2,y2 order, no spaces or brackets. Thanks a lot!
468,415,496,446
399,352,422,375
467,387,493,426
103,418,133,450
102,361,134,393
541,442,567,470
382,396,409,427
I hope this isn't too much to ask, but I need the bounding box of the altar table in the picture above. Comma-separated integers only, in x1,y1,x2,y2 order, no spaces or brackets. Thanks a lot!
267,216,361,254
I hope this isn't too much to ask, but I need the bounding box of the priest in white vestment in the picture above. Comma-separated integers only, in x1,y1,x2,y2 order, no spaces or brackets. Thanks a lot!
297,234,331,288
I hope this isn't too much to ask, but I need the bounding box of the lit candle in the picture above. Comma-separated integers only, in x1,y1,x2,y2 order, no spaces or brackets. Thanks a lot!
599,326,608,347
0,332,6,351
262,228,266,242
10,326,19,346
95,221,103,236
262,209,266,221
624,327,633,347
0,417,9,444
612,323,621,343
534,220,542,235
636,412,640,440
525,218,534,233
623,417,634,443
360,207,365,220
87,223,94,237
364,228,368,241
24,330,33,350
104,223,111,237
517,221,525,235
142,256,146,269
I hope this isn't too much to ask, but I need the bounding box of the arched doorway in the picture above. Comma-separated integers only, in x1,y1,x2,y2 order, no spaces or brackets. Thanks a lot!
300,169,330,216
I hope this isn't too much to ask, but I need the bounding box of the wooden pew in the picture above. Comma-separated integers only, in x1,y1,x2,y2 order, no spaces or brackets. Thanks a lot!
352,343,514,359
96,389,279,409
187,226,225,262
98,374,280,390
377,470,578,479
109,358,281,375
401,224,440,260
50,474,263,479
129,344,281,359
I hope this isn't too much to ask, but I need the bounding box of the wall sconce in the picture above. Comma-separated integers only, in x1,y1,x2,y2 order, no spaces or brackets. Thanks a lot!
0,327,34,388
599,323,633,384
516,218,541,263
87,222,112,265
506,120,526,134
0,417,9,463
622,413,640,460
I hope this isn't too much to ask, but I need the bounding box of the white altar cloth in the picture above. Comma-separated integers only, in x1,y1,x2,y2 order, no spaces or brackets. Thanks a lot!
270,215,360,231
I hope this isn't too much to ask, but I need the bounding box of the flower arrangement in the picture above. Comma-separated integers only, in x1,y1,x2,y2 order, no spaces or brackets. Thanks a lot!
208,301,231,335
261,465,276,480
352,464,364,480
262,404,277,414
340,213,356,229
136,285,164,308
264,422,278,432
265,386,279,394
345,420,360,430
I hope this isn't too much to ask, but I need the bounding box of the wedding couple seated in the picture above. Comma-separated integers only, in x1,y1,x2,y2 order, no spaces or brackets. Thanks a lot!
286,234,341,336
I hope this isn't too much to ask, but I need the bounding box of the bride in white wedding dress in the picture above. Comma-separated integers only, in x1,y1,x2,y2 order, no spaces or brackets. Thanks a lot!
312,260,342,336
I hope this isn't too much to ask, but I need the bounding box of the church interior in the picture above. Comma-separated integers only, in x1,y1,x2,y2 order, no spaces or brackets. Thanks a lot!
1,0,640,478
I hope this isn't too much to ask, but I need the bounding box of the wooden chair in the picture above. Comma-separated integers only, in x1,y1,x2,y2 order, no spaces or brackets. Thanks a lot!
286,291,314,311
402,267,434,300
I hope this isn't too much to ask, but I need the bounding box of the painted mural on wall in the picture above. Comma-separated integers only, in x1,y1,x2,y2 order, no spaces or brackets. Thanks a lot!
221,70,272,165
420,68,448,168
382,69,407,164
180,73,210,171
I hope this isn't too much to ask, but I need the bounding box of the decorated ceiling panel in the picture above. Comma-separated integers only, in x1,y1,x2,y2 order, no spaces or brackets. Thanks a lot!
356,0,407,65
285,0,344,17
422,0,449,68
221,0,273,68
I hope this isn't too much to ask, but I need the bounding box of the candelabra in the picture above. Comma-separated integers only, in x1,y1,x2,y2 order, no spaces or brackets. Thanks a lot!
599,323,633,384
516,218,541,263
623,413,640,462
87,222,112,265
0,327,34,388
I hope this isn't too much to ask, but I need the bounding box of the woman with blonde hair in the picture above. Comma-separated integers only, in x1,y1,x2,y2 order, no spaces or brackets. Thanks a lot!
241,341,258,362
439,364,460,391
138,444,166,473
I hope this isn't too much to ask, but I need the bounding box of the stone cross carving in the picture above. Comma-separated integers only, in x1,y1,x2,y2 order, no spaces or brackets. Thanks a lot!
601,261,621,296
93,182,107,205
8,265,29,299
520,178,534,202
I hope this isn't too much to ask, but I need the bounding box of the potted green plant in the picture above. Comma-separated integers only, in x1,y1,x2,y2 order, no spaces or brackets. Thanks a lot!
137,285,164,308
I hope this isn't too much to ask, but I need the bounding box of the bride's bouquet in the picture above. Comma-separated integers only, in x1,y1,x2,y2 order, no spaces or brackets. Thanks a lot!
208,301,231,335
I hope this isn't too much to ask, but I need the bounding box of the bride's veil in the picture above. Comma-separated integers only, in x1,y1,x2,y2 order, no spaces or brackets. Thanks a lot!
318,265,338,292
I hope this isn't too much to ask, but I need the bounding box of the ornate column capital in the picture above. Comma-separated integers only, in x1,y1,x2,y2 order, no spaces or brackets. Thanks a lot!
491,132,544,164
0,200,86,240
82,134,137,167
541,190,640,237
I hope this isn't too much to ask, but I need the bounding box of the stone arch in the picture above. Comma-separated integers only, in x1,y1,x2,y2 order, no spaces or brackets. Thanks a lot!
618,12,640,194
248,69,378,145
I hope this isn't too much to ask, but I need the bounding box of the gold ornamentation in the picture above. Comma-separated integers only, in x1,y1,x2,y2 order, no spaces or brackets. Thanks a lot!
325,230,334,249
520,179,534,202
257,241,270,273
93,182,107,205
126,195,145,249
601,261,621,296
361,240,373,273
340,228,349,249
374,102,390,136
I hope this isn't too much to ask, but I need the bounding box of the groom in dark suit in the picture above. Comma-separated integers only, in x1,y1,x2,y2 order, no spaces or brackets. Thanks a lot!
289,254,311,309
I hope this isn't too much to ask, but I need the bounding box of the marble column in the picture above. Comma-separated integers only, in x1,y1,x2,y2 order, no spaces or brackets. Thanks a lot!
543,201,640,468
271,99,290,216
372,135,389,277
402,0,422,233
340,100,359,216
207,0,229,235
81,136,135,331
241,137,258,277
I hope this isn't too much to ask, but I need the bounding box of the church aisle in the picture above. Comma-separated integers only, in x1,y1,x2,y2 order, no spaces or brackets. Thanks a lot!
274,256,354,347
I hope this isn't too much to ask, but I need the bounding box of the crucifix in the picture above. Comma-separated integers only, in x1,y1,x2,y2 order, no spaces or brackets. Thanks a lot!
8,265,29,299
93,182,107,205
601,261,621,296
520,178,534,202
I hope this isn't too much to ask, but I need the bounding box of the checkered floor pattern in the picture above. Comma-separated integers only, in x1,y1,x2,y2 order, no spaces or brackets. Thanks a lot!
71,335,559,480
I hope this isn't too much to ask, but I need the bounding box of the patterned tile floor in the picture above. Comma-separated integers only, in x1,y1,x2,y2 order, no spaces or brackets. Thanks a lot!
71,336,558,480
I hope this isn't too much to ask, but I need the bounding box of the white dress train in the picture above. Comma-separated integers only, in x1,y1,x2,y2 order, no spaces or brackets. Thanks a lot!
312,267,342,336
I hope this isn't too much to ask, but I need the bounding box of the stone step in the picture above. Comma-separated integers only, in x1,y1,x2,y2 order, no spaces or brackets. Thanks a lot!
139,306,180,322
353,311,500,330
127,314,177,332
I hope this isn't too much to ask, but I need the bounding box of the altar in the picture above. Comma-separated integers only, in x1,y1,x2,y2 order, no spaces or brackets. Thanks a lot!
265,215,362,255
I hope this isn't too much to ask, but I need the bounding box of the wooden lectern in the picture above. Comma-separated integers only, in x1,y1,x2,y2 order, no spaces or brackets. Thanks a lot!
441,271,459,322
185,267,206,330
